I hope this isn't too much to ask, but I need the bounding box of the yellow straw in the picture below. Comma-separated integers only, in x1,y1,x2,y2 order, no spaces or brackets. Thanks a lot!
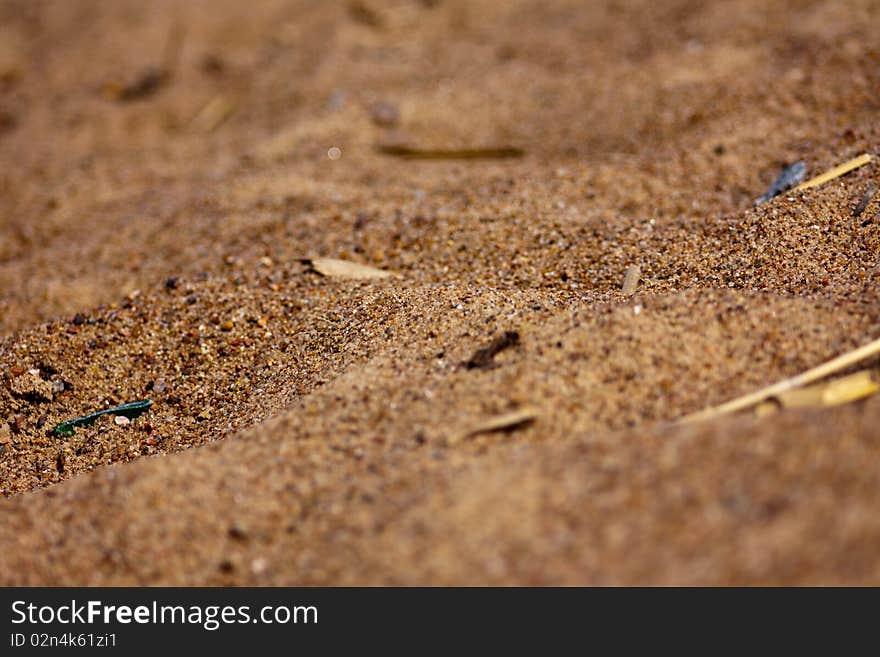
680,335,880,424
794,153,872,192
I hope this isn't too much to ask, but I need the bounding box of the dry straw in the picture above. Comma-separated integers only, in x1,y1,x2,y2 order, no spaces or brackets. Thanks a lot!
794,153,872,191
681,336,880,424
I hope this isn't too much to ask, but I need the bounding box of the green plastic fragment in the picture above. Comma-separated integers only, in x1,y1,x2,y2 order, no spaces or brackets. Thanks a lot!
53,399,153,436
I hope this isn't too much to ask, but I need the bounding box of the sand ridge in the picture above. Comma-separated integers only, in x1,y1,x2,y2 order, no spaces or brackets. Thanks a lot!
1,0,879,584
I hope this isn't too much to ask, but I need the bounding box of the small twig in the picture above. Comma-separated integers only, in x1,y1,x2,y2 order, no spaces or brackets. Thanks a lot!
794,153,873,192
464,331,520,370
680,336,880,424
376,145,524,160
451,407,538,444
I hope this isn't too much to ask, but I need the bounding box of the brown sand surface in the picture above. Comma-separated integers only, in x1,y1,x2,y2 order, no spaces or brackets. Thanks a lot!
1,0,880,584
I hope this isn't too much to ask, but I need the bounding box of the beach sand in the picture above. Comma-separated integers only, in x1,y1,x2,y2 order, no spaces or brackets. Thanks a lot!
1,0,880,584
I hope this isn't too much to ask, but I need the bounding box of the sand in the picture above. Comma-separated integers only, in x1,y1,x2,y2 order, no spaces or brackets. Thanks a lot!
1,0,879,584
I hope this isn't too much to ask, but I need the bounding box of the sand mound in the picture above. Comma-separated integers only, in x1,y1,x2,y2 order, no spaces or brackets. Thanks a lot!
1,0,879,584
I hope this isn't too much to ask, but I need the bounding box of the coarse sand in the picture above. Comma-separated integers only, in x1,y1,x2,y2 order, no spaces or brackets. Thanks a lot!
1,0,880,584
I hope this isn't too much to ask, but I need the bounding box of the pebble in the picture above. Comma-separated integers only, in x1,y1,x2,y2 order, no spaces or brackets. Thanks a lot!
114,416,131,426
153,379,167,393
369,100,399,127
622,265,641,296
52,380,65,393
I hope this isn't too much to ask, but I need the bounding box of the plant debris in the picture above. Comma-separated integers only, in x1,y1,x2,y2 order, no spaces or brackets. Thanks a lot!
621,265,641,296
853,183,877,217
376,144,525,160
464,331,520,370
755,369,879,417
754,161,806,205
113,68,168,102
794,153,872,192
302,257,395,279
54,399,153,437
681,335,880,423
190,96,236,133
104,24,183,102
452,407,538,444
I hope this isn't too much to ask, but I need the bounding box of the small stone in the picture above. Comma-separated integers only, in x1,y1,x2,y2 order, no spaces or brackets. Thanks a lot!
0,423,11,444
152,379,167,393
52,380,65,393
164,276,179,290
72,313,86,326
369,100,399,127
228,523,248,540
9,414,24,432
114,415,131,426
